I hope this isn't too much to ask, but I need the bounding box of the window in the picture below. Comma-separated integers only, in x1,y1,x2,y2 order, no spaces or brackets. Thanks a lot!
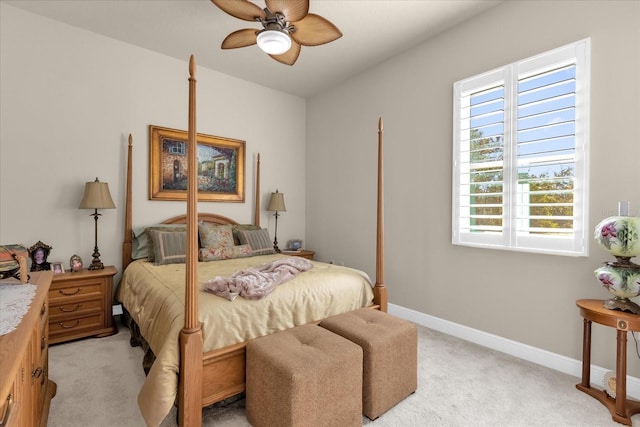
166,140,185,155
452,39,590,256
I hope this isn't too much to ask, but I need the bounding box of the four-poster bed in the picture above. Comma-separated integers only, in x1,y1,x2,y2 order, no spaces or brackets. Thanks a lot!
116,56,387,426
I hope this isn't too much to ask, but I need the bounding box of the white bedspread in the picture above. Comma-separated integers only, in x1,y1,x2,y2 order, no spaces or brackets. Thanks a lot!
116,254,373,426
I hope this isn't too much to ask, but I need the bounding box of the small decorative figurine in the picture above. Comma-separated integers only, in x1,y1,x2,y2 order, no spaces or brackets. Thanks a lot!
70,254,83,272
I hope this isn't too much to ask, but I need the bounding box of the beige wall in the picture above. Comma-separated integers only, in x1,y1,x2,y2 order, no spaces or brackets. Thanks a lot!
306,0,640,377
0,4,307,283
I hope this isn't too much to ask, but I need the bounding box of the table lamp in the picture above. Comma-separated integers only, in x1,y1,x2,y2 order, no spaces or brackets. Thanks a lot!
593,201,640,313
267,190,286,253
79,177,116,270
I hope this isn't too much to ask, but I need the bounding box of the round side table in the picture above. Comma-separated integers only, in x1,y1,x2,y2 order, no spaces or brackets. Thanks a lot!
576,299,640,425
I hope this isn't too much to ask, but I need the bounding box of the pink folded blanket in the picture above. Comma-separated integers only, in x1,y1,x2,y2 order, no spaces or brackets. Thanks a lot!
203,257,313,301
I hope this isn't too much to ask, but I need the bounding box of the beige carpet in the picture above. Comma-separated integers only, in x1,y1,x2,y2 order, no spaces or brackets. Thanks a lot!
48,322,639,427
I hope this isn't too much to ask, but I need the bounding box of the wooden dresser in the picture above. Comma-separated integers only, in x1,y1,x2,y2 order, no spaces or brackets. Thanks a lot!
0,271,57,426
49,265,117,344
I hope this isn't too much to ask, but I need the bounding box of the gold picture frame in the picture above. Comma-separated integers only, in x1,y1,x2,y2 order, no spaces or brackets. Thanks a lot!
149,125,245,202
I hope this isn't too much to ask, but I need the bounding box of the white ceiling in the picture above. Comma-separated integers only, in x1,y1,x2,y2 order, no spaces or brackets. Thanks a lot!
5,0,502,98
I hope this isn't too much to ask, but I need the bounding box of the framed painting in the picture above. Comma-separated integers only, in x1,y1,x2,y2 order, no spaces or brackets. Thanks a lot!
149,125,245,202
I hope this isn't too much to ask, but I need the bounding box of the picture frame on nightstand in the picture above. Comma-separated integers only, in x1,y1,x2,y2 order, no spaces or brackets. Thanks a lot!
50,262,64,274
288,239,303,251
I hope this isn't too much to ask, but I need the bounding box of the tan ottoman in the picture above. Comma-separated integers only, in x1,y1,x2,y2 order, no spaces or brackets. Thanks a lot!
246,324,363,427
320,308,417,420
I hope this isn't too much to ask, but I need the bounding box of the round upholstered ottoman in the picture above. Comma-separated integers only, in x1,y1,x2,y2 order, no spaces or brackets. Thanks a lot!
246,323,363,427
320,308,417,420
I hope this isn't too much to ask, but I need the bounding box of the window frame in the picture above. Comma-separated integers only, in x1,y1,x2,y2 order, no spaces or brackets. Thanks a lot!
452,39,591,257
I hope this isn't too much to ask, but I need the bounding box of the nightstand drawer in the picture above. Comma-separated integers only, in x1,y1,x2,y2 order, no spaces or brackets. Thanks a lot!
49,313,104,340
48,282,103,303
49,298,102,321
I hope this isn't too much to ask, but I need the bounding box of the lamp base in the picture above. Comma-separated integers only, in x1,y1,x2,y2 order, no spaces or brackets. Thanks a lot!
88,246,104,270
603,297,640,315
88,260,104,270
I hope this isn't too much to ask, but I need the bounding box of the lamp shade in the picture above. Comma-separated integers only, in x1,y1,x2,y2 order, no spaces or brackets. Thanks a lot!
79,178,116,210
257,30,291,55
267,190,286,212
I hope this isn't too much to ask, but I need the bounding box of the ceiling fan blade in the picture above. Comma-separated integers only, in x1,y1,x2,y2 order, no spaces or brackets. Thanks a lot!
221,29,258,49
269,41,301,66
265,0,309,23
211,0,266,22
290,14,342,46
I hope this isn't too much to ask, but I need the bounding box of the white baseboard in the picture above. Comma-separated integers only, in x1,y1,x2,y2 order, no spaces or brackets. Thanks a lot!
388,303,640,399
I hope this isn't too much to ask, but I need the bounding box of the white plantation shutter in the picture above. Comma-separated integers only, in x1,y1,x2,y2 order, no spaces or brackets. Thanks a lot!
452,39,590,256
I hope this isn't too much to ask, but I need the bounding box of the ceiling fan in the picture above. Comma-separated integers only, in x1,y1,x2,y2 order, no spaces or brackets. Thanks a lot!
211,0,342,66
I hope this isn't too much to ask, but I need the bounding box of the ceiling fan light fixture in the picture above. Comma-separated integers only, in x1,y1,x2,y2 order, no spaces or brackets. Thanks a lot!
256,29,291,55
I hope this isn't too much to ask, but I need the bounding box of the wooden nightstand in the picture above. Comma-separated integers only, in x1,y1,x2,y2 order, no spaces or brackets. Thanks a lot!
282,250,315,260
48,265,117,344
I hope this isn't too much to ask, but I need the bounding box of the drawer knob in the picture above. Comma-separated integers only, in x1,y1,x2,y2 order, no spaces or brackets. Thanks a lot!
32,367,43,379
59,287,82,296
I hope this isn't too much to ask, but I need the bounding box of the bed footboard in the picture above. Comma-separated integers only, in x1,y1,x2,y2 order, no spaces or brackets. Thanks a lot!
201,343,246,406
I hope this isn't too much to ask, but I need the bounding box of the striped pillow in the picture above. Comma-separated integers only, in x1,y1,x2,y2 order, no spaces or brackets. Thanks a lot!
238,229,275,256
149,230,186,265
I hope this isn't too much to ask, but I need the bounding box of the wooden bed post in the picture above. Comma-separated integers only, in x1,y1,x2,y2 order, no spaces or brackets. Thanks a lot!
122,134,133,272
254,153,261,227
179,55,203,427
374,117,387,312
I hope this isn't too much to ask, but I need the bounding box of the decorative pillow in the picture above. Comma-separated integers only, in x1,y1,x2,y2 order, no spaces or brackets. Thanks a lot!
198,223,235,250
238,229,276,256
231,224,261,245
199,244,252,261
132,224,185,260
149,230,187,265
